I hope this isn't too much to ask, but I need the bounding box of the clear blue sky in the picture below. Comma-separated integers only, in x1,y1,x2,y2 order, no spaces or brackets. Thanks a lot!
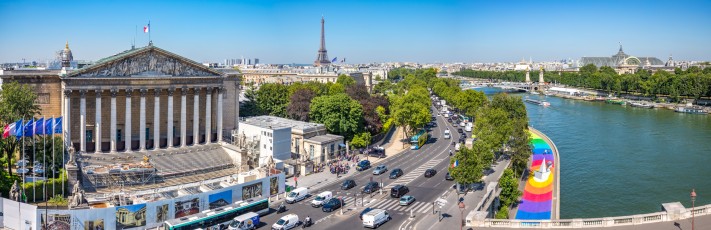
1,0,710,64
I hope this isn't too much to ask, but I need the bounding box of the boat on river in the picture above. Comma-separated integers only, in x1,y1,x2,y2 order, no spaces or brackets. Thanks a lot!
629,101,655,109
675,106,707,114
525,98,551,107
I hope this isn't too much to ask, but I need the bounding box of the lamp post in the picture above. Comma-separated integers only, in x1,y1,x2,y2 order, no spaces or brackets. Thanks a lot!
691,189,696,230
458,201,466,230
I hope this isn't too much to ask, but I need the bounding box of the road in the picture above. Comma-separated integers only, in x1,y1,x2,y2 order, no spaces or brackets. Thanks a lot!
260,106,465,230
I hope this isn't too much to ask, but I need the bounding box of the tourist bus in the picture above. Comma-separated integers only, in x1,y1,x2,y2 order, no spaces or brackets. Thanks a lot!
161,198,269,230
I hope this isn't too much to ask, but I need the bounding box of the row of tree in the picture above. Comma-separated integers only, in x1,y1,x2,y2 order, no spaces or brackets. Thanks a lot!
455,65,711,102
240,75,389,145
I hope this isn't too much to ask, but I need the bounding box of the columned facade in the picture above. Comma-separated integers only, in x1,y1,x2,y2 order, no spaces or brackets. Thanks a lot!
59,45,239,153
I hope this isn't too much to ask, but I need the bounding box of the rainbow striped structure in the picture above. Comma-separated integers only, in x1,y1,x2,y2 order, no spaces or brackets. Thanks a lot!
515,131,554,220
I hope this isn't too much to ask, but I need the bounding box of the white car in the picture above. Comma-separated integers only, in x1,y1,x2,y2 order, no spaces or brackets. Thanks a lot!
272,214,299,230
362,209,391,228
311,191,333,207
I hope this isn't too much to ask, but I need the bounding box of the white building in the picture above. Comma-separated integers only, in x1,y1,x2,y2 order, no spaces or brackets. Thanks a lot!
239,117,292,167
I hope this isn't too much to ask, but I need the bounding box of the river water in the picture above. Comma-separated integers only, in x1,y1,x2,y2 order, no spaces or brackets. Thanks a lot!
475,87,711,219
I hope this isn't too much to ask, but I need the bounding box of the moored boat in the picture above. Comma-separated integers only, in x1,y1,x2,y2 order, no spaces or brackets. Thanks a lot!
629,101,655,109
605,99,626,105
675,106,707,114
525,98,551,107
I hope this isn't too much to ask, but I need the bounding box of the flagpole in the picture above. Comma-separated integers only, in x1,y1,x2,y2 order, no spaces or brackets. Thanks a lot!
42,117,46,204
61,117,65,197
21,117,25,187
32,118,36,203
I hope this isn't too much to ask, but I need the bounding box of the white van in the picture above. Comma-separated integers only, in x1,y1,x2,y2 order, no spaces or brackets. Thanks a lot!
455,143,461,151
362,209,391,228
311,191,333,207
286,187,309,204
228,212,259,230
272,214,299,230
444,129,451,139
465,123,472,132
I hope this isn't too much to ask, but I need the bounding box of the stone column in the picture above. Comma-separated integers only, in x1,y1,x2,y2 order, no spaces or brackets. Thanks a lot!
95,89,102,154
193,87,200,145
139,89,147,151
110,89,117,153
153,89,161,150
217,87,224,143
79,90,86,153
125,88,133,152
205,87,212,144
180,87,187,147
167,88,175,148
63,89,72,146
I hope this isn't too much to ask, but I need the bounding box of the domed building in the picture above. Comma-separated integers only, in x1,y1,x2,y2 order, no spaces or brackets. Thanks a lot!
580,45,664,70
61,41,74,68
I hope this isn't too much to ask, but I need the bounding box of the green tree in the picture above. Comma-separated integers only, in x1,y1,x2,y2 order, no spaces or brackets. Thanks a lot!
255,83,289,117
579,64,598,75
286,89,316,121
449,143,485,185
309,93,364,140
350,132,372,148
239,86,261,117
336,74,357,87
0,81,41,176
495,206,509,219
498,168,522,207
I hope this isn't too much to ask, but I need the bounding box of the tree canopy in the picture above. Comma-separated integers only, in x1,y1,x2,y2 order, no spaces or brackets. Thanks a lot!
309,93,364,140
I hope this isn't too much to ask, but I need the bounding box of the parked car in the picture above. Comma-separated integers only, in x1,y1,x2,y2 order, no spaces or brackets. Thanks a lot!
445,172,454,181
366,146,386,158
399,195,415,206
389,168,403,179
322,197,344,212
424,169,437,178
373,165,388,175
357,160,371,171
341,179,356,190
363,181,380,194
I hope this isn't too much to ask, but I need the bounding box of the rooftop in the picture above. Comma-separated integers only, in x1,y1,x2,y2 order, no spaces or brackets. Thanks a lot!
241,116,325,133
305,134,344,144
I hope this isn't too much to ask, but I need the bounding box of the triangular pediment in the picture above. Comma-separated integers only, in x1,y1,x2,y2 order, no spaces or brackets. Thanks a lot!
67,45,222,77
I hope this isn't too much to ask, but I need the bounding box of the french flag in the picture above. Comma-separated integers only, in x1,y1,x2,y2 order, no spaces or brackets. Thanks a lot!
144,21,150,33
452,160,459,168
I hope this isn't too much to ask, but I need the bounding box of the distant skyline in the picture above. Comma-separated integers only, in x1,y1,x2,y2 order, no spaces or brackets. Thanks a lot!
1,0,710,64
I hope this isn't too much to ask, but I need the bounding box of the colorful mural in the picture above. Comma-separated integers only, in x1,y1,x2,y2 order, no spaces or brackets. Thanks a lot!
175,198,200,218
41,214,71,230
208,190,232,209
116,203,147,229
515,131,554,220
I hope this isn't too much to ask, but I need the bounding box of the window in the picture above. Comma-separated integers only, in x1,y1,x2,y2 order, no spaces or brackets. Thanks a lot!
117,129,122,142
264,144,266,149
309,145,315,160
146,128,150,140
86,130,93,143
330,144,335,155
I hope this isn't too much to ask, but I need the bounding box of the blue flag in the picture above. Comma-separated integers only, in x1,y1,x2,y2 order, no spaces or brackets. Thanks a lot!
35,117,44,135
45,118,54,135
54,116,63,134
23,119,34,137
331,57,337,63
14,119,24,140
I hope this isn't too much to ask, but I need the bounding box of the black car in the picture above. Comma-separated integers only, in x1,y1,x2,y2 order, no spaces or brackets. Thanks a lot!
424,169,437,178
356,160,371,171
341,179,356,190
457,128,464,133
362,181,380,194
322,198,344,212
445,172,454,181
390,185,409,198
389,168,404,179
359,207,374,220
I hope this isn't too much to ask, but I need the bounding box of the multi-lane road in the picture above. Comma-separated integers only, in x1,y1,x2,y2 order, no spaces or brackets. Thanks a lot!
260,106,468,230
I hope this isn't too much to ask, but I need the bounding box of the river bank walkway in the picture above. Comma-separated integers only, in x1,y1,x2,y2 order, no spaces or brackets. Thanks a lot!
515,127,560,220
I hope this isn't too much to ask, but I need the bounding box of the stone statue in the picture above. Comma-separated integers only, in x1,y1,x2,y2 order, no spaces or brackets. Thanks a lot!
67,146,76,166
240,131,247,148
70,182,87,208
10,180,20,201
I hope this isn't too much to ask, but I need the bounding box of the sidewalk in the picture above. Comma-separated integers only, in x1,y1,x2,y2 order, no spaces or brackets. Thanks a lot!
284,127,409,193
411,158,511,230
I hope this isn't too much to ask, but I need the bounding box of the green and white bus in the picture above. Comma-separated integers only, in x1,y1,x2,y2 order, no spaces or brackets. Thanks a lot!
161,198,269,230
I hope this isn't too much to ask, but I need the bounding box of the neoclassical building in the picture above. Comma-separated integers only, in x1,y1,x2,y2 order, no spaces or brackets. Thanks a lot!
2,43,241,153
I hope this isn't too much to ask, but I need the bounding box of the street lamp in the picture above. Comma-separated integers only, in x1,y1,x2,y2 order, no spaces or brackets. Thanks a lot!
458,201,466,230
691,189,696,230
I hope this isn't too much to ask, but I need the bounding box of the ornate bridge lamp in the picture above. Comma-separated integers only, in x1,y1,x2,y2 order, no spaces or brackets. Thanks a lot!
691,189,696,230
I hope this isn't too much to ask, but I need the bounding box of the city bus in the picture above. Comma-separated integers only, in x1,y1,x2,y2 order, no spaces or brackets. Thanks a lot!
161,198,269,230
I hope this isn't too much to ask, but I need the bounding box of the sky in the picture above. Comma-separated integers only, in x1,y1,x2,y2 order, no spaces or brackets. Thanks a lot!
1,0,710,64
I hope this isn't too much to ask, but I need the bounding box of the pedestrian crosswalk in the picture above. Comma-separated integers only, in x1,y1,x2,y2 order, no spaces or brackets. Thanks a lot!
298,195,357,206
385,158,442,189
367,198,433,213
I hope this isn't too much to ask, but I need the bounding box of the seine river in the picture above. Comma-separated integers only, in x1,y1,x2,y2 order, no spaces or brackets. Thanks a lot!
475,87,711,218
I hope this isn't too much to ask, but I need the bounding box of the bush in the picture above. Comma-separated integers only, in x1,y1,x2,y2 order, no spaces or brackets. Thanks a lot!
21,169,67,202
495,206,509,219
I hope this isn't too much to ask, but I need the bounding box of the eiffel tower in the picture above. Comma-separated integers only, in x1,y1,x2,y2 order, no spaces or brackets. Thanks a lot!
314,16,331,67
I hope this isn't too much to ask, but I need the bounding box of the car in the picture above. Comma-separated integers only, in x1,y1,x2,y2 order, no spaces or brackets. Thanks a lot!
424,169,437,178
431,122,438,127
389,168,403,179
359,207,374,220
399,195,415,206
362,181,380,194
457,128,464,133
341,179,356,190
390,185,409,198
445,172,454,180
272,214,299,230
452,123,457,127
357,160,371,171
322,197,344,212
373,165,388,175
